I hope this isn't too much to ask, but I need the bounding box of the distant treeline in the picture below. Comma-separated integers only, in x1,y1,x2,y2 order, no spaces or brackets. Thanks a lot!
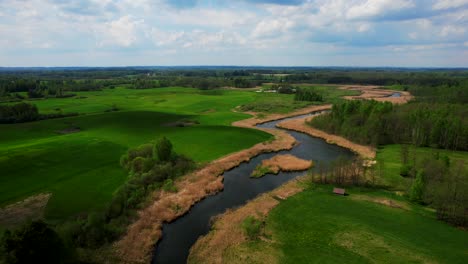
0,102,77,124
2,68,466,96
310,100,468,151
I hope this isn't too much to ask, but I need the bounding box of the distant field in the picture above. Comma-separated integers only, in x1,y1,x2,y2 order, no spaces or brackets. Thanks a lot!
0,87,276,221
227,186,468,264
239,85,359,113
376,144,468,190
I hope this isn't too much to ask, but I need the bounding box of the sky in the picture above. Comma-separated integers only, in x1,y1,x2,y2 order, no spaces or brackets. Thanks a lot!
0,0,467,67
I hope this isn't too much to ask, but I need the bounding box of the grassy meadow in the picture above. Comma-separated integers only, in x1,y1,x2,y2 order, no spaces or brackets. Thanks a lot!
226,186,468,264
376,144,468,190
0,87,281,221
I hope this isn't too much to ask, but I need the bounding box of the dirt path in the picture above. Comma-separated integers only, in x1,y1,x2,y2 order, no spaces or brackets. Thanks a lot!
113,105,331,263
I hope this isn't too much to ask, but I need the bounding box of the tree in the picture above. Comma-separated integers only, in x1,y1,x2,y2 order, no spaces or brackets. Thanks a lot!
1,221,72,264
410,170,425,203
154,137,173,162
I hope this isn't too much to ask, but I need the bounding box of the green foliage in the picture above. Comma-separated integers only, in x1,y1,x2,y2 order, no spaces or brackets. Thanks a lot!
250,165,274,178
1,221,74,264
256,187,468,264
162,179,178,193
399,164,412,177
241,216,263,240
0,102,39,123
294,88,323,102
154,137,173,162
310,100,468,151
409,170,425,203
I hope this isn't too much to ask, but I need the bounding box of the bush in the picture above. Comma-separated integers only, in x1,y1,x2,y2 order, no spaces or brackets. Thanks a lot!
162,179,178,193
0,102,39,123
1,221,74,264
154,137,173,161
399,164,412,177
241,216,263,240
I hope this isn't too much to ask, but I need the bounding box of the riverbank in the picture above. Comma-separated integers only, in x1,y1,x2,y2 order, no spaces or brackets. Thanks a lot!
188,177,307,264
277,116,376,159
113,105,331,263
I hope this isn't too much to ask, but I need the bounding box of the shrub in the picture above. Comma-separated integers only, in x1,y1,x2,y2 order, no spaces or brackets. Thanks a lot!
399,164,412,177
162,179,178,193
1,221,73,264
154,137,173,161
241,216,263,240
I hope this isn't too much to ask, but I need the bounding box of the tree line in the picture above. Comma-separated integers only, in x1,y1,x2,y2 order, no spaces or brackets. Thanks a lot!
310,100,468,151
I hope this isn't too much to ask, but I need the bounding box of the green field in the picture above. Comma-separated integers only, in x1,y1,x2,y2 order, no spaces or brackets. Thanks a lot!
376,144,468,190
231,186,468,264
0,87,279,221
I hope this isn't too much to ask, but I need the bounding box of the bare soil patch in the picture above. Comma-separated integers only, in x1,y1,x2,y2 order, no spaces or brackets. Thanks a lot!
162,120,200,127
188,178,305,264
251,154,313,178
0,193,51,228
56,127,81,134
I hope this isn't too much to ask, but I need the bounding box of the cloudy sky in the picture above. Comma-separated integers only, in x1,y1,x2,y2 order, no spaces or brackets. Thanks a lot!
0,0,467,67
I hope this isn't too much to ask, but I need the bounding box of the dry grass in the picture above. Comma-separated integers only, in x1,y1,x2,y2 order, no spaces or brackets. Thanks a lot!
277,116,376,159
188,178,305,264
350,195,411,211
251,154,313,178
0,193,51,227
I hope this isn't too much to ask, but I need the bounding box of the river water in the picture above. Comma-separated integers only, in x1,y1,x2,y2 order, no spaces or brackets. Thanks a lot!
153,112,355,264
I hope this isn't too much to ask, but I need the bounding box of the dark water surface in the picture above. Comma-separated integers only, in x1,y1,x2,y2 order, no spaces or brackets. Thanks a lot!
153,112,354,264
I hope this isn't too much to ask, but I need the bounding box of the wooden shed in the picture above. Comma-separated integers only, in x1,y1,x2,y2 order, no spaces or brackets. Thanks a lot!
333,188,346,196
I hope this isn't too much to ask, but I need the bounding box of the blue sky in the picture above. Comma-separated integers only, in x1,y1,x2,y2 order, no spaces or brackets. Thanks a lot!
0,0,467,67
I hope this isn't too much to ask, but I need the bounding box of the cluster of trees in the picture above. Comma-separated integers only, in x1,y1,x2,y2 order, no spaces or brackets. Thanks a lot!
401,147,467,226
310,100,468,150
0,103,39,123
294,88,323,102
0,102,78,124
1,221,75,264
309,157,375,187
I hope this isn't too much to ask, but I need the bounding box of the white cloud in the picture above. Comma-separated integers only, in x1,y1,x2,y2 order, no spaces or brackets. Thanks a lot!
252,18,295,38
346,0,415,20
97,15,144,47
432,0,468,10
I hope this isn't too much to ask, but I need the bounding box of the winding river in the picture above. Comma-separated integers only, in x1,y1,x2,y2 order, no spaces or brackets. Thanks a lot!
153,112,355,264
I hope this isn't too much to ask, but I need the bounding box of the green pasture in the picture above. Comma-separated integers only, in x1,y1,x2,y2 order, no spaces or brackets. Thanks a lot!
376,144,468,190
0,87,282,221
233,186,467,264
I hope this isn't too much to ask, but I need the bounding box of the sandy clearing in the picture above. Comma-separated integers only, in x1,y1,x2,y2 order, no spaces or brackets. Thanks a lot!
188,178,306,264
0,193,51,227
251,154,313,178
